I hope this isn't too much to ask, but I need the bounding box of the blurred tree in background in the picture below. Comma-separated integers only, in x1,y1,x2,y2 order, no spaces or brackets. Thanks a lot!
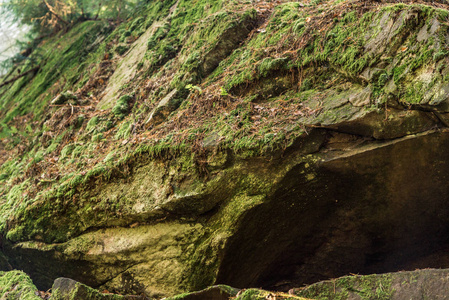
3,0,140,34
0,0,144,76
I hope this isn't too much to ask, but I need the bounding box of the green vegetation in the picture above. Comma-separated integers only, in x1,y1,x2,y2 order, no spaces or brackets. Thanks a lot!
4,0,142,34
0,0,448,297
0,0,447,256
51,279,126,300
112,94,133,119
0,270,40,300
114,44,129,55
299,274,394,300
0,20,110,130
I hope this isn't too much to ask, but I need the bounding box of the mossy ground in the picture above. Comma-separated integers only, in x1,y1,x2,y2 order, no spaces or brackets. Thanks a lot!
0,0,449,280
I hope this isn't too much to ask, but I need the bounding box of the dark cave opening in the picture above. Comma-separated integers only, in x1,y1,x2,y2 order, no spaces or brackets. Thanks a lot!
216,132,449,291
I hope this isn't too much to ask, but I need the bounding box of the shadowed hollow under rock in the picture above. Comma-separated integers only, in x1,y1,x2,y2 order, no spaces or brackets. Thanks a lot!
216,130,449,291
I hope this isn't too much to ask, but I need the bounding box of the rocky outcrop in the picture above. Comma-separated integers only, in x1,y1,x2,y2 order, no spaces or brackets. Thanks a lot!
3,0,449,298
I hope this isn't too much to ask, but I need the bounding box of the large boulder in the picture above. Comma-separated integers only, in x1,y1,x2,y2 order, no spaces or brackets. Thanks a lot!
4,0,449,298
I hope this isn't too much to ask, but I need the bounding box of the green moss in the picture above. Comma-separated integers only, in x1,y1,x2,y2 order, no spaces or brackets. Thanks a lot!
103,150,117,163
115,120,133,139
91,133,104,142
71,144,87,158
403,81,425,104
86,116,98,129
114,44,129,55
112,94,133,119
0,270,40,300
166,292,191,300
0,0,259,244
45,130,67,155
0,0,447,266
0,157,27,183
60,143,76,160
236,289,265,300
145,1,256,88
129,16,145,32
147,22,171,49
299,274,394,300
258,57,289,77
50,280,125,300
393,64,408,84
0,180,31,234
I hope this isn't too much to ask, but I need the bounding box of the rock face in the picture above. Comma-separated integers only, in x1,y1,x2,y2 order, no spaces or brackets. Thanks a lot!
216,131,449,290
3,0,449,298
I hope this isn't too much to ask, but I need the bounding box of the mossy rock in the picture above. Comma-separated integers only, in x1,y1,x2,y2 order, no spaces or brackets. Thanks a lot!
297,269,449,300
166,285,239,300
50,277,144,300
5,0,449,298
145,89,181,126
0,270,40,300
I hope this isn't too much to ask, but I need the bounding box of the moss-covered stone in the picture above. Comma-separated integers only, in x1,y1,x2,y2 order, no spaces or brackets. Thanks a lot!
160,284,239,300
50,277,146,300
297,269,449,300
4,0,449,298
0,270,40,300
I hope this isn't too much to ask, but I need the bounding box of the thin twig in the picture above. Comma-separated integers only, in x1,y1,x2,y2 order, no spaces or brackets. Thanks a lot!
0,66,40,88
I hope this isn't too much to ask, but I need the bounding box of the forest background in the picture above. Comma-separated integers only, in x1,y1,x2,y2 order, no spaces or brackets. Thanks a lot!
0,0,142,74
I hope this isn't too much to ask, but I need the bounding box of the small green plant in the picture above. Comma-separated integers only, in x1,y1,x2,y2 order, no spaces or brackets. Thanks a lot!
186,84,203,94
220,87,229,96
